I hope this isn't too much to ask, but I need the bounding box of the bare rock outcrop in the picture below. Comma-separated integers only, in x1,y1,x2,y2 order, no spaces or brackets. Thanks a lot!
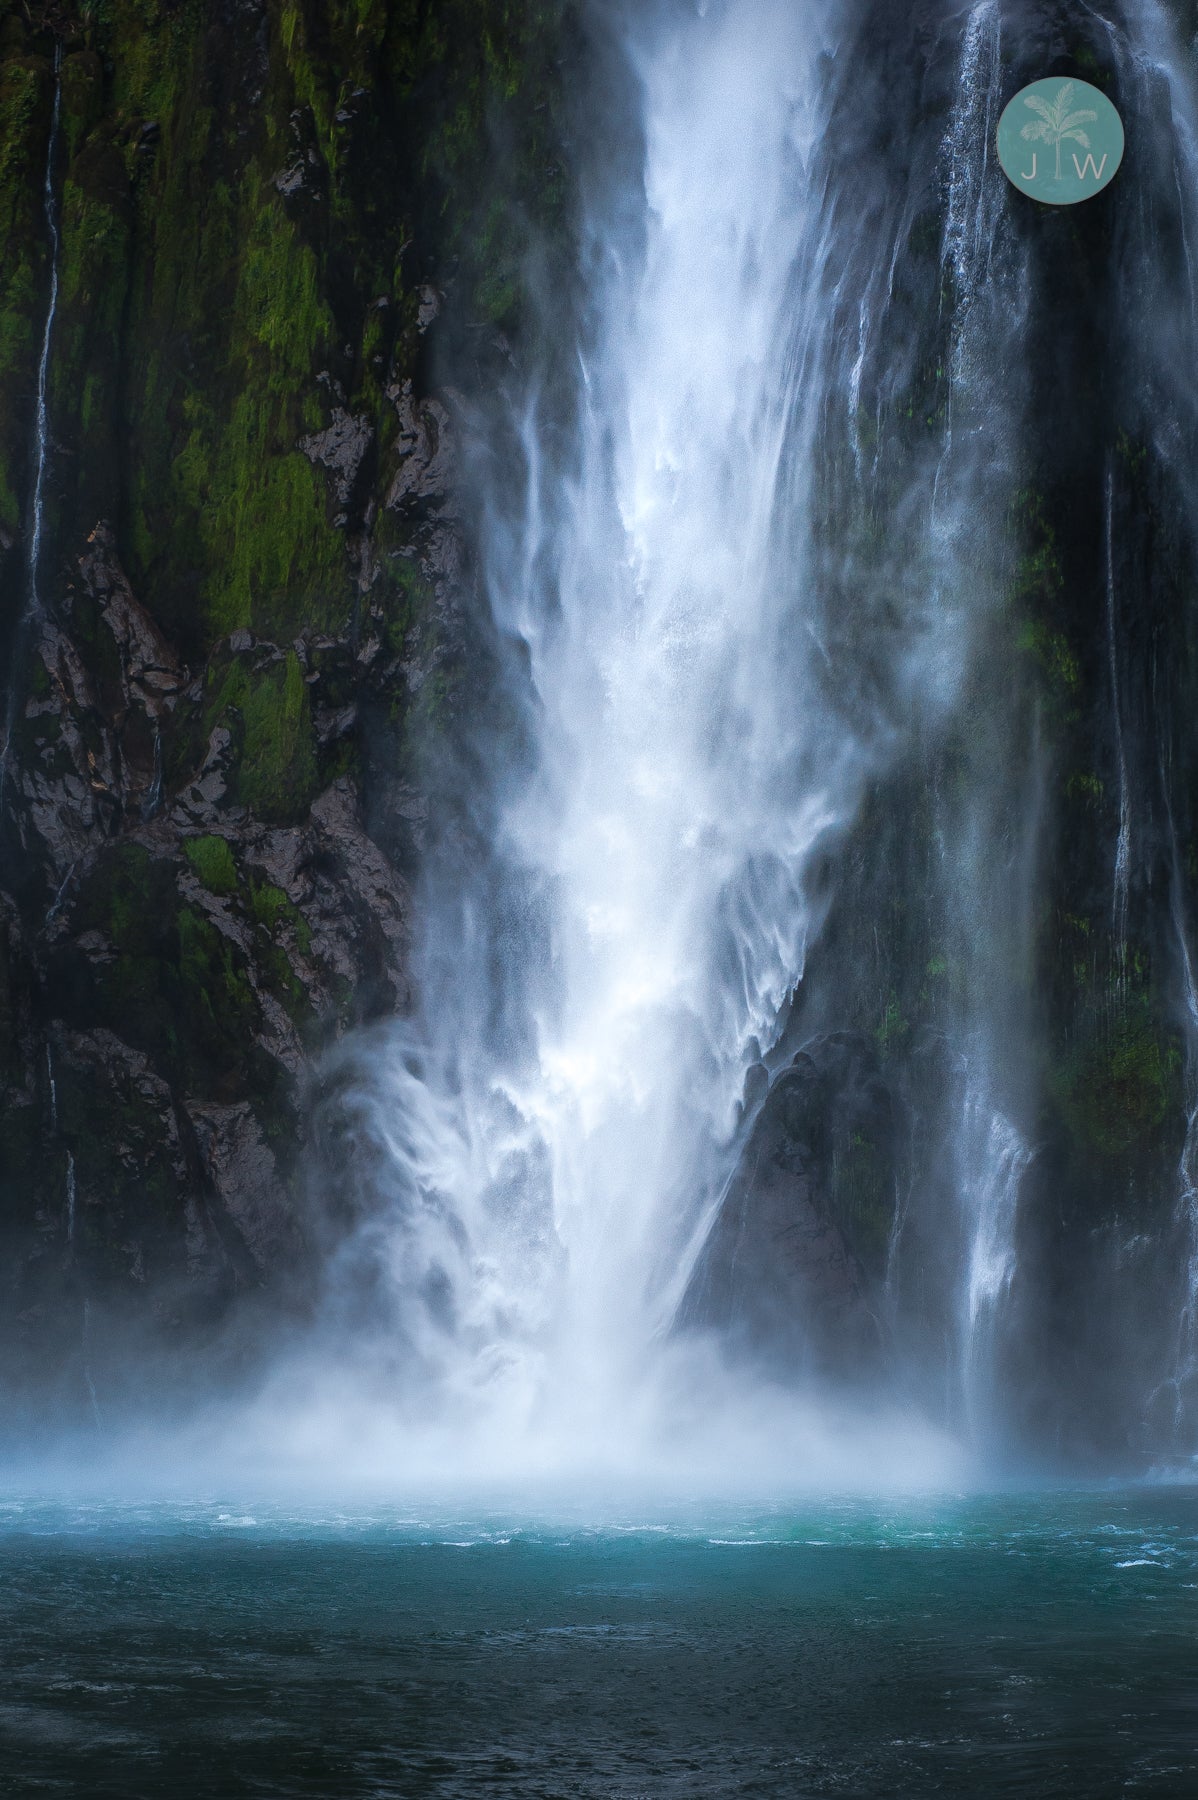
681,1034,893,1379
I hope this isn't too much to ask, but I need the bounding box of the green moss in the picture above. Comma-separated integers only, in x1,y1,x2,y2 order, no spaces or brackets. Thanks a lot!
380,551,433,657
0,0,573,1298
249,880,312,957
189,409,343,638
103,2,357,648
1009,493,1060,588
1056,1016,1182,1157
49,140,131,531
160,193,345,640
0,58,40,212
1116,428,1147,475
57,843,269,1099
1018,619,1081,694
245,880,312,1026
201,649,319,823
56,171,125,315
99,842,155,944
58,51,103,161
0,53,49,532
183,834,238,895
176,904,258,1045
242,651,319,820
875,990,909,1052
1008,490,1086,720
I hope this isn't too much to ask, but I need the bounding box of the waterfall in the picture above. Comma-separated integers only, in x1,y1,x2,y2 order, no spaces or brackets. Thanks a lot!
1124,0,1198,1457
294,0,1020,1482
1104,468,1132,965
46,861,76,927
931,0,1039,1446
292,0,1198,1479
353,0,856,1459
1164,803,1198,1450
0,44,62,786
141,725,164,821
26,44,62,625
960,1101,1033,1442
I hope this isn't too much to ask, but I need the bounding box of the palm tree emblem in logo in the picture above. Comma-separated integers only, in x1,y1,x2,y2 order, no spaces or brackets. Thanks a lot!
997,75,1124,204
1019,81,1097,181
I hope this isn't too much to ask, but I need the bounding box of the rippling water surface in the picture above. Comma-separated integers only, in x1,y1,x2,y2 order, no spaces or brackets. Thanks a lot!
0,1487,1195,1796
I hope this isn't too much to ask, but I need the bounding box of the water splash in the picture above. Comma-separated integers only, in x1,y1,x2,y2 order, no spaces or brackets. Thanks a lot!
961,1097,1033,1445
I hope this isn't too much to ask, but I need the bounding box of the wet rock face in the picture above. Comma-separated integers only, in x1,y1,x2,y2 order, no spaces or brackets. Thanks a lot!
745,0,1198,1455
0,0,572,1397
1,517,422,1364
682,1035,895,1381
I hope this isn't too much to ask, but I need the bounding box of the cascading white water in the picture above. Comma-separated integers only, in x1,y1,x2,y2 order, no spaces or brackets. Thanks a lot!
1130,0,1198,1454
960,1100,1033,1439
936,0,1039,1445
293,0,1050,1483
290,0,1038,1486
358,0,864,1462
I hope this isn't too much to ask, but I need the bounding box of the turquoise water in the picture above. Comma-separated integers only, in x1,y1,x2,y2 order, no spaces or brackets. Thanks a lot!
0,1489,1195,1797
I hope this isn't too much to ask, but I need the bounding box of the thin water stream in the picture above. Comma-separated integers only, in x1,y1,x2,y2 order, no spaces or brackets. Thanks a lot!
1,45,62,786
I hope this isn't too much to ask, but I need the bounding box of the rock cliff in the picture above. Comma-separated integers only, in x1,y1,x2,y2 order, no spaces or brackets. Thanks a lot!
0,0,568,1410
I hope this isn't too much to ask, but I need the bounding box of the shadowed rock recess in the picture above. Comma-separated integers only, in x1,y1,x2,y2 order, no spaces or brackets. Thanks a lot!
3,0,1198,1468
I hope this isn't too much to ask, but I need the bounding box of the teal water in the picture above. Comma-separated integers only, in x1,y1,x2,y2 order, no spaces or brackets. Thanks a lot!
0,1489,1194,1797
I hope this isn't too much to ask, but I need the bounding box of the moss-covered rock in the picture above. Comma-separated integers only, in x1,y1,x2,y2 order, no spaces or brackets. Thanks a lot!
0,0,574,1389
1055,1014,1182,1160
